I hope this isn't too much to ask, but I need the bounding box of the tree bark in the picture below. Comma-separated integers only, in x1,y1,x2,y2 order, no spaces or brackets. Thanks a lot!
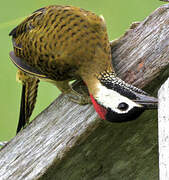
0,4,169,180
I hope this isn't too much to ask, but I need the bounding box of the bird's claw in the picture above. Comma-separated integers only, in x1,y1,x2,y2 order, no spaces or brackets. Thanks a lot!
66,90,91,105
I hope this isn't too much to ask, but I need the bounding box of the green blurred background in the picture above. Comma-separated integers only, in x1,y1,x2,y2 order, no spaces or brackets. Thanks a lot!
0,0,165,141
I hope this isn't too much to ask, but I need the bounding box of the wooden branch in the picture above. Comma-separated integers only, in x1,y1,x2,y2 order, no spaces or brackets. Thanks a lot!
158,77,169,180
111,4,169,89
0,4,169,180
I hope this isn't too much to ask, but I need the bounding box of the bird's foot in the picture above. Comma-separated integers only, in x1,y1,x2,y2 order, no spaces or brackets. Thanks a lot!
67,80,91,105
55,79,91,105
67,90,91,105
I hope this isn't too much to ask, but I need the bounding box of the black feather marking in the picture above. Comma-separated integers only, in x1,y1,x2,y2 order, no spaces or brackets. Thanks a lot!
101,81,137,100
12,38,22,49
17,84,26,133
32,7,46,14
9,26,18,36
9,8,44,38
99,71,148,99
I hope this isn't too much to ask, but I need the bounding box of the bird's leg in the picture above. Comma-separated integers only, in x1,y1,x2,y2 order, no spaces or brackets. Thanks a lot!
55,80,91,105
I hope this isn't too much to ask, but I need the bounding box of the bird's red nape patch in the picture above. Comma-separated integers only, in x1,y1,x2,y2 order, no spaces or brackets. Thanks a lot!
90,94,107,120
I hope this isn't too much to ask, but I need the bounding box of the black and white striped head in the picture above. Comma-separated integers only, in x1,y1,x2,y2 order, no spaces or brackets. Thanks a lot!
90,74,158,122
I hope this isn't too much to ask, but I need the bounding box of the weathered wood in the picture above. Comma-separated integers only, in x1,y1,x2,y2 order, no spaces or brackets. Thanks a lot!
158,78,169,180
0,4,169,180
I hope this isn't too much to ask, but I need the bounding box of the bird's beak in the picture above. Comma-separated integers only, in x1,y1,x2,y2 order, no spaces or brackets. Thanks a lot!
133,92,158,109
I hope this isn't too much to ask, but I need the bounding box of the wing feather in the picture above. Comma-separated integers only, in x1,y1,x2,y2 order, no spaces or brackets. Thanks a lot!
10,51,47,78
9,8,45,38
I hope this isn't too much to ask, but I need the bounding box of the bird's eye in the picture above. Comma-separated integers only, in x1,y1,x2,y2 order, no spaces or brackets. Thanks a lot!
118,102,129,111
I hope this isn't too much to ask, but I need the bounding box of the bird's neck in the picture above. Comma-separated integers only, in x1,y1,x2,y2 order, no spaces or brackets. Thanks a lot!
82,66,116,100
77,40,116,99
83,69,116,120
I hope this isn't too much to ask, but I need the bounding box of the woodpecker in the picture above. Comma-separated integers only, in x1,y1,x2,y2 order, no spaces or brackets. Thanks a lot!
9,5,158,133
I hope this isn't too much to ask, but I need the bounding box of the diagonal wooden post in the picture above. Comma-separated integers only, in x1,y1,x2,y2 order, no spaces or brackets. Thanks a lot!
0,4,169,180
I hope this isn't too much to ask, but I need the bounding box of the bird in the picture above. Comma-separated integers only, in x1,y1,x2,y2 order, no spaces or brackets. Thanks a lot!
9,5,158,133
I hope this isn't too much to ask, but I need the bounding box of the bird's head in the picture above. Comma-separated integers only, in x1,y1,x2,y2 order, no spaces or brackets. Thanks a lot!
89,75,158,122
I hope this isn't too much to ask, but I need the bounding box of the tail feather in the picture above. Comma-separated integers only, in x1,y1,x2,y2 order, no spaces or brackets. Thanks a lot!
17,84,26,133
17,73,39,133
